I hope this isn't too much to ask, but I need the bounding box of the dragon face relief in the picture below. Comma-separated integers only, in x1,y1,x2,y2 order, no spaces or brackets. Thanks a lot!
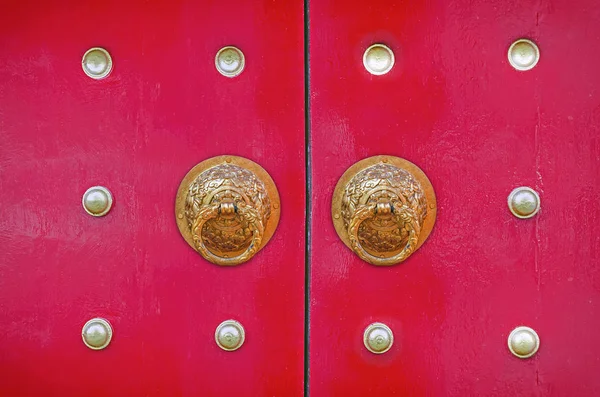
175,156,281,266
341,163,428,259
184,164,271,257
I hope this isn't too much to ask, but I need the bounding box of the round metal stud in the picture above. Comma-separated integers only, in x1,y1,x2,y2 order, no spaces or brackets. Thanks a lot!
363,322,394,354
82,318,113,350
215,320,245,351
363,44,395,75
508,186,540,219
82,47,113,79
508,39,540,71
508,326,540,358
215,46,245,78
82,186,113,217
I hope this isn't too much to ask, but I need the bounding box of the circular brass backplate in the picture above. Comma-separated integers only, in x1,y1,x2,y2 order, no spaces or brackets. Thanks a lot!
332,155,436,265
175,155,280,265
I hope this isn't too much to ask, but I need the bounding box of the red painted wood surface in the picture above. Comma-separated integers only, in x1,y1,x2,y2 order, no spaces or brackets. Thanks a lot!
309,0,600,395
0,1,305,396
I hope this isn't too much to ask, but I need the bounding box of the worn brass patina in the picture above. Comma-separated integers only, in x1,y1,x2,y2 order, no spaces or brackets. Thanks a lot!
175,156,280,266
332,155,436,266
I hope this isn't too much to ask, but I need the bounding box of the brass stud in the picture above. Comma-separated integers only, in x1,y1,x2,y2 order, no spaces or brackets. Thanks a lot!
82,47,113,79
82,186,113,217
508,326,540,358
215,46,245,78
363,44,395,75
508,39,540,71
215,320,245,351
508,186,540,219
363,322,394,354
82,318,113,350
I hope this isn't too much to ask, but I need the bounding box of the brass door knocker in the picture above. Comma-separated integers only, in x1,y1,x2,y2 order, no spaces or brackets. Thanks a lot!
175,156,280,266
332,155,436,266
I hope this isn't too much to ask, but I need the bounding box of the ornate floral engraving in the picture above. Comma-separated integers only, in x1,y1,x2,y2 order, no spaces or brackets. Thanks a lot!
184,164,271,264
341,163,427,264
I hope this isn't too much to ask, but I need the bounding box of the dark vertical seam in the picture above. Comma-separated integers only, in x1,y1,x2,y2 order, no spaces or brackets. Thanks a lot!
303,0,311,395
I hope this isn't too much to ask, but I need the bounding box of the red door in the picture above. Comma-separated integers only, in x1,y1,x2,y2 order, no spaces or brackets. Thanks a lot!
309,0,600,395
0,1,305,396
2,1,600,396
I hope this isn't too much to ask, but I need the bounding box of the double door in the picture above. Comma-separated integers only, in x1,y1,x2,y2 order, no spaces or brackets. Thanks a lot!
0,1,599,396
